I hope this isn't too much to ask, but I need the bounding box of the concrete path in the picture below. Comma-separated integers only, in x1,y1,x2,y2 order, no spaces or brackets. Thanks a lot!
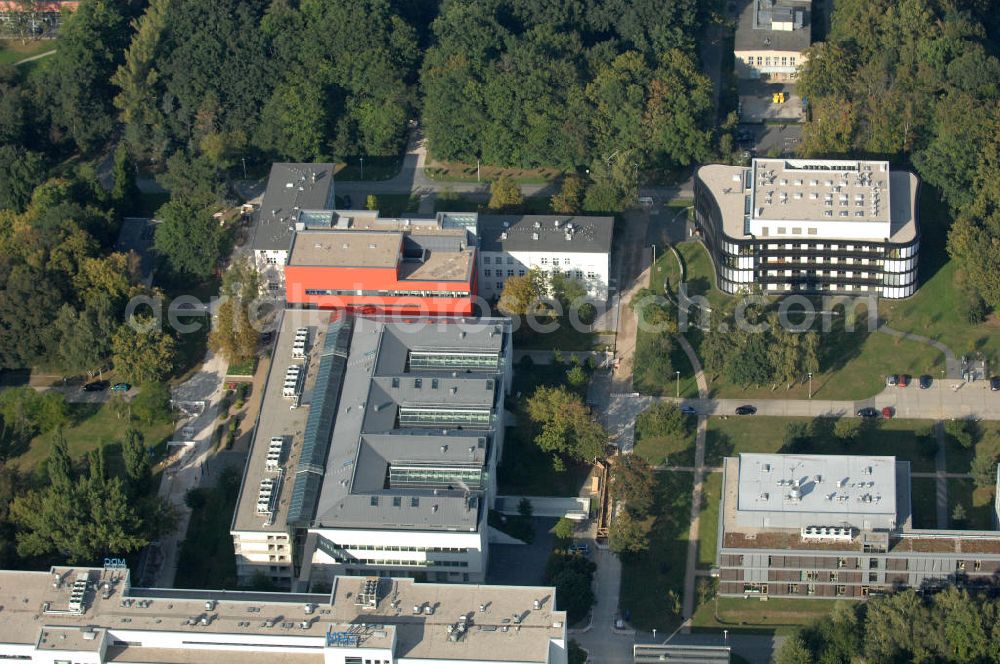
153,348,229,587
677,334,710,625
878,324,961,379
14,49,56,65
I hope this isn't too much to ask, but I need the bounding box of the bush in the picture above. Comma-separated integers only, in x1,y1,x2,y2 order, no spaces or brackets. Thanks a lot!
546,552,596,623
945,419,976,449
553,517,576,541
636,402,691,442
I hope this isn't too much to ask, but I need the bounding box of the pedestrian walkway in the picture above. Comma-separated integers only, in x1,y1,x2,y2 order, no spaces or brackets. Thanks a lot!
878,324,961,379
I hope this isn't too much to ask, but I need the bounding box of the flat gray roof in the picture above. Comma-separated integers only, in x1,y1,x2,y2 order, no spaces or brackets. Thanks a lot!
0,568,564,664
252,163,336,251
734,0,812,53
289,231,402,268
477,215,614,254
312,316,510,532
736,453,897,526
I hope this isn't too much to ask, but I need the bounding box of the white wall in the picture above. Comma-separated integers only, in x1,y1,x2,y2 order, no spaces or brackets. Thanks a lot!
478,250,609,302
254,249,288,294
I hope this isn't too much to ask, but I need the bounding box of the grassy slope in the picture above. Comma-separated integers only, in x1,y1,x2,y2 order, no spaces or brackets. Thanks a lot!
698,471,722,568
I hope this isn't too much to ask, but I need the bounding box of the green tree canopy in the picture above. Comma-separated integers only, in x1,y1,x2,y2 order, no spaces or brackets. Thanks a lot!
154,198,223,280
525,385,607,464
111,319,177,385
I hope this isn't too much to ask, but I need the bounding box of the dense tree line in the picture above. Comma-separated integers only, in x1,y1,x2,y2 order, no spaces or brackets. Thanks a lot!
421,0,714,172
798,0,1000,315
776,588,1000,664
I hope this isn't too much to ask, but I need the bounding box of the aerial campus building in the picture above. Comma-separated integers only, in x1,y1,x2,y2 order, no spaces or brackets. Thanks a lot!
695,158,920,298
231,309,512,590
716,454,1000,599
734,0,812,81
251,164,614,314
0,565,568,664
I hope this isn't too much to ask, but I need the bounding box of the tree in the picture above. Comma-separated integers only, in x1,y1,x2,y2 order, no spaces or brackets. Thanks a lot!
111,319,177,384
970,449,997,489
488,175,524,211
154,198,223,280
122,428,151,495
546,552,596,623
52,298,117,375
0,145,46,213
550,271,589,313
366,194,378,211
525,385,607,463
11,434,149,563
566,365,588,392
944,419,975,449
635,402,690,444
609,509,654,553
111,143,139,213
550,175,584,214
774,635,813,664
833,417,862,441
583,152,638,213
553,517,576,541
209,258,262,365
610,455,655,516
130,382,172,425
498,268,546,315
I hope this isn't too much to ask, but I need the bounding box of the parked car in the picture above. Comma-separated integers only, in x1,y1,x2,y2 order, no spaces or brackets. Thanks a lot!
897,374,910,388
991,376,1000,391
82,380,109,392
881,406,895,419
680,405,697,416
857,407,879,418
885,375,898,387
918,375,932,390
735,405,757,415
111,383,131,392
568,543,590,555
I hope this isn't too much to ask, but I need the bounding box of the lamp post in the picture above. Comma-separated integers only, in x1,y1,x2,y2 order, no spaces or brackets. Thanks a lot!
360,156,364,180
676,370,681,398
808,372,813,399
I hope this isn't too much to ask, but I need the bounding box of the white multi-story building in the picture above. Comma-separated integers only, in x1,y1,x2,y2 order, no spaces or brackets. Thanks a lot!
0,566,568,664
475,215,614,303
232,309,512,589
695,158,920,298
734,0,811,81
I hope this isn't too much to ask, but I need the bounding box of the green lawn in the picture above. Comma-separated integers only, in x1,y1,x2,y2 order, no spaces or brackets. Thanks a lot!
0,38,56,65
335,155,403,181
910,477,939,529
175,469,240,589
496,425,591,497
633,419,698,468
691,597,856,632
17,402,174,471
880,186,1000,367
513,318,601,351
424,162,561,185
619,473,693,632
947,478,995,531
697,471,722,569
675,241,728,312
705,416,939,472
368,194,419,217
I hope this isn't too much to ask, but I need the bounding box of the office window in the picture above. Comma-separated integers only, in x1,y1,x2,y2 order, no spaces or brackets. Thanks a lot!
757,56,762,65
484,269,491,277
551,257,559,265
575,270,583,278
431,378,438,389
790,57,796,65
496,282,502,289
781,56,787,65
563,258,571,265
541,258,548,265
507,269,514,276
519,269,525,276
483,256,491,264
587,271,597,279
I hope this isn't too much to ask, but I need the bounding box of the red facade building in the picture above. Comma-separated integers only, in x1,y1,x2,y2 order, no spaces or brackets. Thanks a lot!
284,229,477,316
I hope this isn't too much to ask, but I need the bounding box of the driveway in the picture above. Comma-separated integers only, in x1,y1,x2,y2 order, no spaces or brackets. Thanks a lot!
487,517,557,586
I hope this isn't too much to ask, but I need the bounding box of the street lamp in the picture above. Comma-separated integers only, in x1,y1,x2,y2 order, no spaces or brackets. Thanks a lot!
808,372,813,399
675,371,681,398
360,156,364,180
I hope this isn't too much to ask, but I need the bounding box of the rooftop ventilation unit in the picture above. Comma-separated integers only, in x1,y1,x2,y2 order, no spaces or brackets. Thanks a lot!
266,436,285,471
283,365,302,398
68,573,88,614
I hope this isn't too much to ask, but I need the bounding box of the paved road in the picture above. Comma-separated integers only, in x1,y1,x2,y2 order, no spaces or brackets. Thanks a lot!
570,544,633,664
153,349,229,587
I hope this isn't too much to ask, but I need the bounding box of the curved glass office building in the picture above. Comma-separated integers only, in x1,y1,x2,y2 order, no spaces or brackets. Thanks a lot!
694,159,920,298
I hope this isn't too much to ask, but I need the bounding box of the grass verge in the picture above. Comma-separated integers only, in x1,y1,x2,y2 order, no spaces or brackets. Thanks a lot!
947,478,995,531
691,596,856,633
335,155,403,181
697,472,722,569
175,469,240,589
910,477,939,529
619,472,693,632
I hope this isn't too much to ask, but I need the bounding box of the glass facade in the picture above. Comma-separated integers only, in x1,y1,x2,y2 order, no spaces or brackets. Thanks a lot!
408,351,500,371
389,464,486,489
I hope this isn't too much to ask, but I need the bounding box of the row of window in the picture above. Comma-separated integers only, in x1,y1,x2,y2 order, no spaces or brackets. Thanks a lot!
744,55,797,67
407,351,501,371
332,557,470,568
335,544,470,553
302,289,470,298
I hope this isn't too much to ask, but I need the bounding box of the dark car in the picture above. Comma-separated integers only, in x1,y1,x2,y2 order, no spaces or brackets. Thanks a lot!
735,405,757,415
885,375,898,387
991,376,1000,391
857,407,879,418
919,375,932,390
897,374,910,388
111,383,131,392
680,405,697,416
83,380,109,392
568,543,590,555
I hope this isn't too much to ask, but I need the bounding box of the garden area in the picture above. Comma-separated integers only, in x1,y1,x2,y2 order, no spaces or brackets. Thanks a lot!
697,471,722,569
632,402,698,467
175,468,241,589
691,596,857,633
0,38,56,65
618,472,694,631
